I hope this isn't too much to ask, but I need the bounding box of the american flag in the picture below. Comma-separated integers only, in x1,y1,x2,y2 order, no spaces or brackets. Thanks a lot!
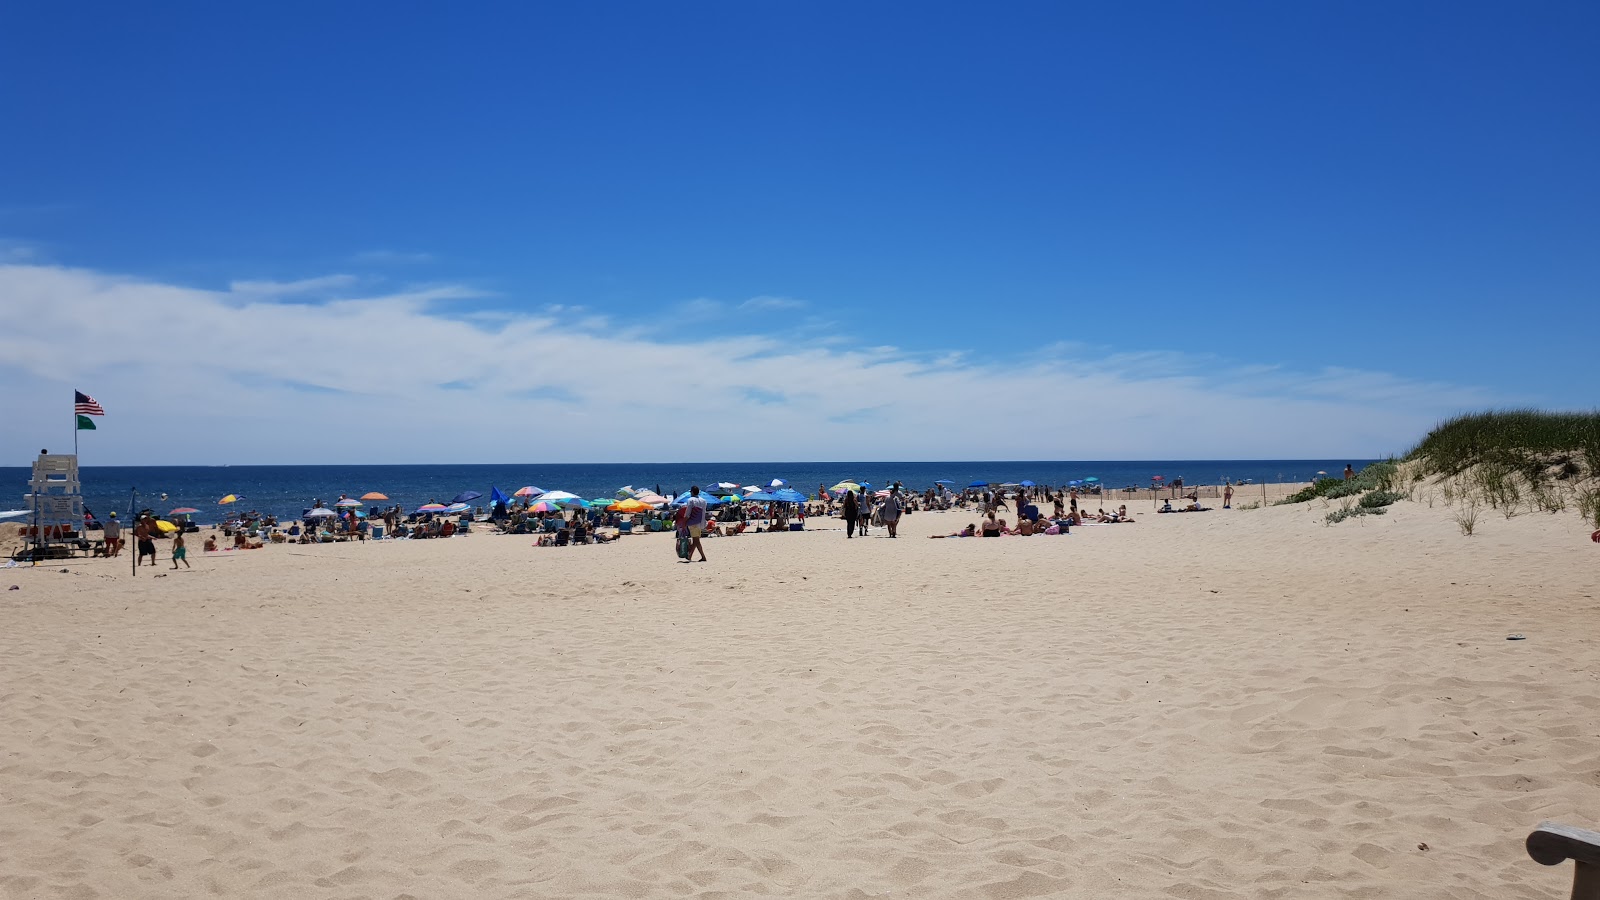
74,390,105,416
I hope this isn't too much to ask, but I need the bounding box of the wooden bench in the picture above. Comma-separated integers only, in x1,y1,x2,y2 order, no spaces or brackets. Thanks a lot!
1529,822,1600,900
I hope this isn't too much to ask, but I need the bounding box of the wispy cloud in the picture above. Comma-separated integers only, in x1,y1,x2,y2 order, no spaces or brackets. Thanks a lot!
351,249,436,265
228,274,359,296
0,263,1507,464
0,239,39,263
740,295,805,312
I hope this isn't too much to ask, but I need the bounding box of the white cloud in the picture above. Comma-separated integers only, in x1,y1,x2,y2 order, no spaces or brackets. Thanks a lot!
0,263,1505,464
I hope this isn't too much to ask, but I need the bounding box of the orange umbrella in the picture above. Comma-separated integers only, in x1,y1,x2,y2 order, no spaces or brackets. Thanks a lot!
607,498,651,514
360,492,389,501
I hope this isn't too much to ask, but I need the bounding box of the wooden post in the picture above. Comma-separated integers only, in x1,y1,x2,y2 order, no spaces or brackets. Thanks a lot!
1528,821,1600,900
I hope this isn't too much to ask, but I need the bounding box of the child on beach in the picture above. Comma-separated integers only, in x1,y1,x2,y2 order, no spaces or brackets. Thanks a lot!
171,532,190,569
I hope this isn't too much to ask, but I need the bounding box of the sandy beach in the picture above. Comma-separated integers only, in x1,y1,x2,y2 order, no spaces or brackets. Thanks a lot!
3,490,1597,899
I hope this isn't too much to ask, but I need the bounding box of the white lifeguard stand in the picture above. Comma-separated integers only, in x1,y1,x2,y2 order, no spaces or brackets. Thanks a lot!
21,452,84,559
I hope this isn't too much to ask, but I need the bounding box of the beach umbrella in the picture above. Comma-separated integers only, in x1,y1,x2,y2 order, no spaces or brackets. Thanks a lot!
1084,477,1099,483
169,507,200,515
634,491,669,507
1020,480,1036,487
528,500,563,514
616,485,639,498
830,481,861,492
1068,480,1082,487
1152,475,1164,482
773,488,807,503
334,498,363,508
488,486,510,505
608,498,652,514
0,510,30,519
445,502,472,514
539,490,581,501
449,490,483,505
712,482,741,494
745,490,778,502
934,479,955,485
305,508,338,519
360,491,389,501
154,519,179,533
766,478,787,489
415,503,448,513
968,480,988,488
514,486,545,498
671,491,724,506
219,494,241,504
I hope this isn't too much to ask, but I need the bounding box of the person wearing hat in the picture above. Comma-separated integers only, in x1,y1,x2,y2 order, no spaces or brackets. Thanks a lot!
102,512,123,558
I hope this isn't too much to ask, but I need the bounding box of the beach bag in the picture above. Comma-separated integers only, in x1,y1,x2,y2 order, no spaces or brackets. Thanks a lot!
676,530,691,560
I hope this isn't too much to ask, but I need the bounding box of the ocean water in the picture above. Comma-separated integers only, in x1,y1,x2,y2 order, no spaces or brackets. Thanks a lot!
4,460,1373,524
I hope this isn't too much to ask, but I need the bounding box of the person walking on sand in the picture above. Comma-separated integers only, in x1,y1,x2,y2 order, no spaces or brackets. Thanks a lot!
170,531,190,569
1223,482,1234,508
841,488,858,538
880,486,902,538
1343,464,1355,481
103,512,122,558
856,489,872,536
681,486,708,562
134,516,157,567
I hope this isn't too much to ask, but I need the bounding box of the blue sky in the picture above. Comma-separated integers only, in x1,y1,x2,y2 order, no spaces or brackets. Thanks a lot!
2,2,1596,464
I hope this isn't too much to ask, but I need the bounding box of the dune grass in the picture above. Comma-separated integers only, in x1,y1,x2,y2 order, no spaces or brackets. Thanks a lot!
1408,410,1600,529
1409,410,1600,480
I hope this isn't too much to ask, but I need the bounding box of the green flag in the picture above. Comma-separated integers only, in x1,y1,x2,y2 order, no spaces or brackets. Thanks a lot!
76,415,96,431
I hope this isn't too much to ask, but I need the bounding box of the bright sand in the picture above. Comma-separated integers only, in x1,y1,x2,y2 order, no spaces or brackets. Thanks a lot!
3,490,1598,899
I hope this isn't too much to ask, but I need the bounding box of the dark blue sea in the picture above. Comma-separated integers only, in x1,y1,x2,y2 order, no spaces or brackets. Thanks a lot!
4,460,1374,523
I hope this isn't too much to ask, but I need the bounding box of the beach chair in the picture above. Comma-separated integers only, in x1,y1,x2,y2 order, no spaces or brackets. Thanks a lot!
1528,822,1600,900
618,520,633,534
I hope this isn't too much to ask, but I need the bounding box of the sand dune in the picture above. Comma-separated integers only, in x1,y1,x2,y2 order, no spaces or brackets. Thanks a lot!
2,495,1597,898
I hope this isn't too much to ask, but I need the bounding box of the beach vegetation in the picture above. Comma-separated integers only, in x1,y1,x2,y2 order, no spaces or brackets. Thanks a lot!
1408,409,1600,479
1358,490,1406,509
1278,460,1400,505
1578,487,1600,529
1325,506,1386,525
1407,410,1600,530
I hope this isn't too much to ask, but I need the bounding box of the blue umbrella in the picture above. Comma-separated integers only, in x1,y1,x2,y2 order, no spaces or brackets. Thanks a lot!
672,492,725,506
772,488,808,503
1084,476,1100,483
745,490,778,502
1020,480,1036,487
449,490,482,505
1069,480,1083,486
488,486,511,505
968,480,989,488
